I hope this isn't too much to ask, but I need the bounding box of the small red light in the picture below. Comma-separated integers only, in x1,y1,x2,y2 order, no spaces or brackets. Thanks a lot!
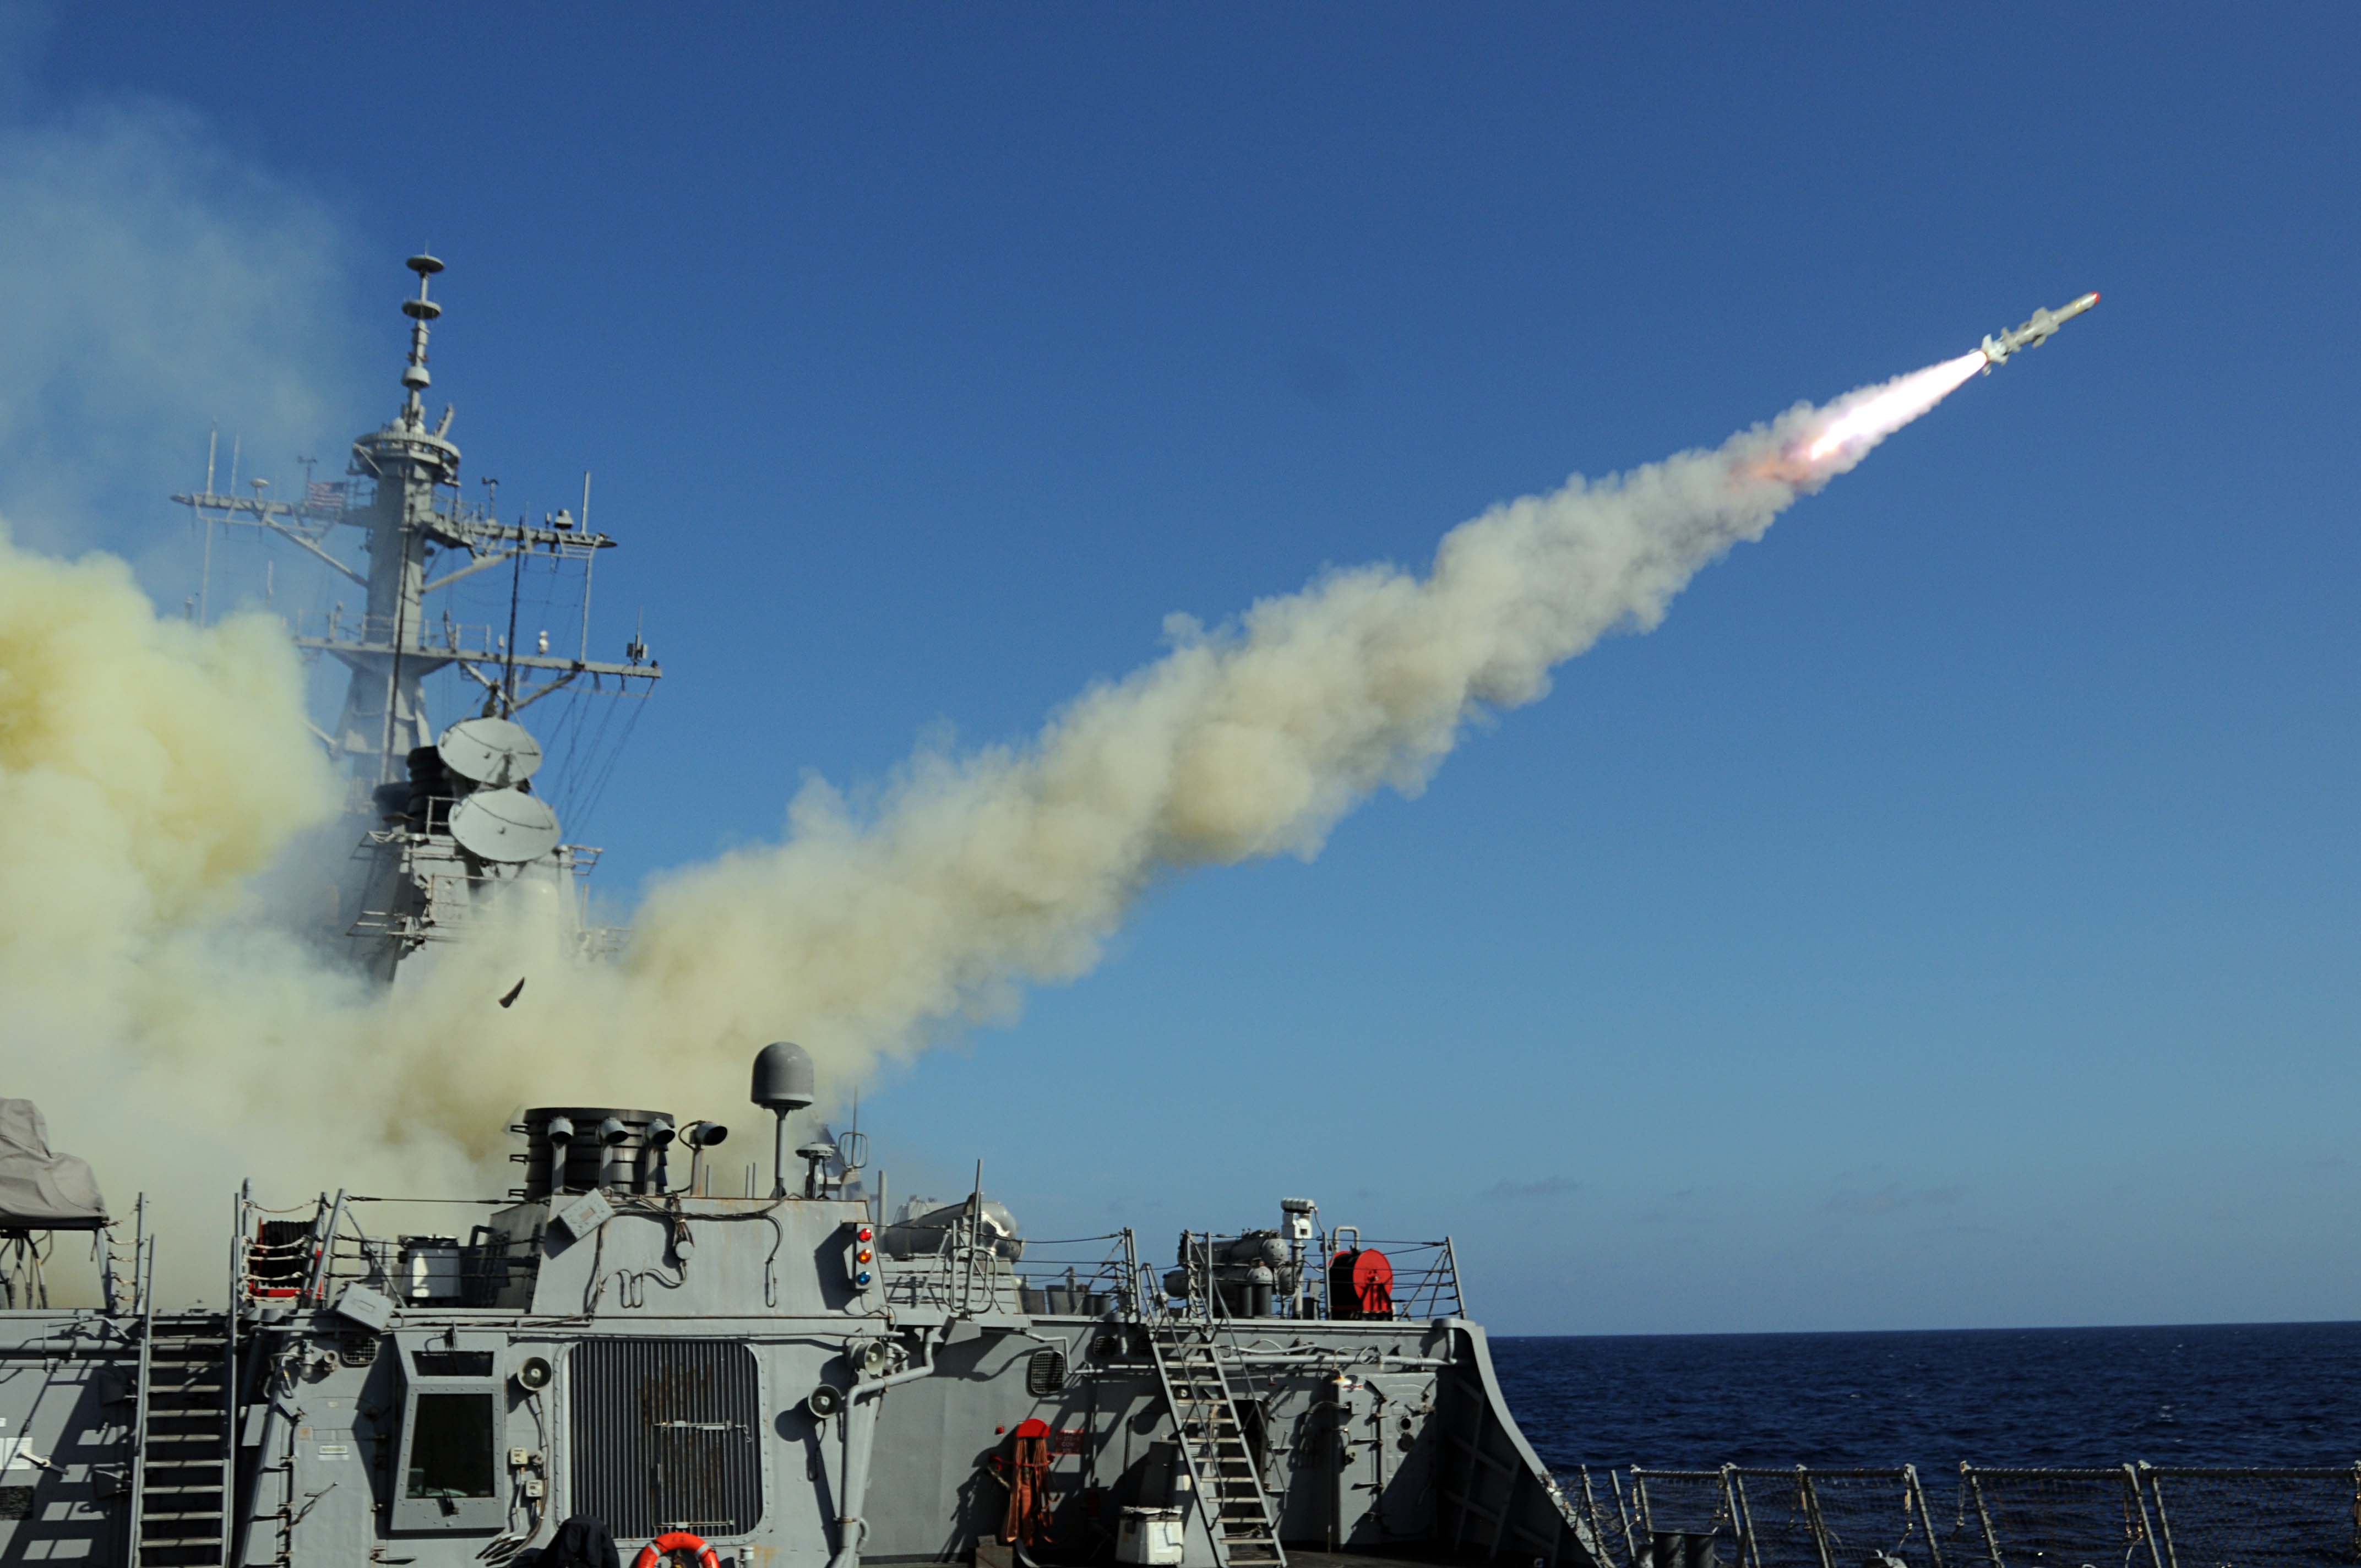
857,1226,873,1241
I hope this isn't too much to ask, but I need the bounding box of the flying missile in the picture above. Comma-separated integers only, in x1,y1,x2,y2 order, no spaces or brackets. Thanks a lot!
1979,291,2099,371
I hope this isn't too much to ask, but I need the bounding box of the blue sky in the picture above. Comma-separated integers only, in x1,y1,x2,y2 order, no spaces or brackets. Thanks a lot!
5,4,2358,1332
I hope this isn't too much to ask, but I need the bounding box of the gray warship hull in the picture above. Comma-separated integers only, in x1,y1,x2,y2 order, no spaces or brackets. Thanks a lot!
8,1096,2358,1568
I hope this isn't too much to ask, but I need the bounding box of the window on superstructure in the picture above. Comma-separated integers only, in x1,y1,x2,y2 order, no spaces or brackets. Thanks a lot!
406,1393,497,1499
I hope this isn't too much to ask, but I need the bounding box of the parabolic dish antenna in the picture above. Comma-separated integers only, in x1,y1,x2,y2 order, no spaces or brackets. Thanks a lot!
438,716,545,787
449,788,562,864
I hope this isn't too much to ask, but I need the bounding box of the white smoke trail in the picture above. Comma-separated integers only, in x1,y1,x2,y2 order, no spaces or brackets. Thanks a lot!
405,354,1980,1128
0,353,1976,1295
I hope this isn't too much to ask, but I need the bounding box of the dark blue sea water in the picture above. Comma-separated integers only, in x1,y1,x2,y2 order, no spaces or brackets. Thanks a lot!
1492,1322,2361,1474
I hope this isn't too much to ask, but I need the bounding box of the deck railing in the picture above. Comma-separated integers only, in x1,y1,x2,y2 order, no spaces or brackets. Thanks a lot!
1155,1229,1466,1322
1574,1462,2361,1568
1363,1238,1466,1320
875,1219,1135,1315
1009,1233,1139,1317
233,1189,530,1310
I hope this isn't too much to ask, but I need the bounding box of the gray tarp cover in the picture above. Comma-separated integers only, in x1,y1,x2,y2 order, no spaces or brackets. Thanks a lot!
0,1099,107,1229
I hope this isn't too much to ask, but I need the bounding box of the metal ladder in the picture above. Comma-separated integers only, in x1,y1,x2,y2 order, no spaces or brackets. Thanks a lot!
132,1315,231,1566
1147,1322,1286,1568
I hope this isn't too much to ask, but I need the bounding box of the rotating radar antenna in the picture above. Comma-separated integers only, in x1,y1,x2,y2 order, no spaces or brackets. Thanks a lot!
448,787,563,865
439,716,545,789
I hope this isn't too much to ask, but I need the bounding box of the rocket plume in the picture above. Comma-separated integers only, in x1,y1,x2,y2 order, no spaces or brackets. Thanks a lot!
0,350,1980,1290
1802,351,1989,465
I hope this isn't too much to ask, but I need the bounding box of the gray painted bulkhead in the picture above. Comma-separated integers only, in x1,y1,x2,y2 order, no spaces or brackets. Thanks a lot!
0,1315,138,1564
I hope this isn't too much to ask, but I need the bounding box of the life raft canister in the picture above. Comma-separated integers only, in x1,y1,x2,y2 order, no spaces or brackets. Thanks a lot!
633,1532,721,1568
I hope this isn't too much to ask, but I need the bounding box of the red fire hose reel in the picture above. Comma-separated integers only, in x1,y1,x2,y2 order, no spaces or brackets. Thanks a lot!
997,1417,1053,1545
1328,1246,1394,1320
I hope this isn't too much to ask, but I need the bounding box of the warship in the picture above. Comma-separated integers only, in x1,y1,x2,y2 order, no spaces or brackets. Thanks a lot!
0,260,2348,1568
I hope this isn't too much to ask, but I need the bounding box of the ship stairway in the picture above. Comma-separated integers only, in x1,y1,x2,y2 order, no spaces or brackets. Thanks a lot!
129,1314,232,1568
1146,1322,1286,1568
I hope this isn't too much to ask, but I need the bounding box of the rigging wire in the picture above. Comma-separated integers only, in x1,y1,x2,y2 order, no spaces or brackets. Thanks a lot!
546,682,595,810
554,682,621,822
572,693,649,839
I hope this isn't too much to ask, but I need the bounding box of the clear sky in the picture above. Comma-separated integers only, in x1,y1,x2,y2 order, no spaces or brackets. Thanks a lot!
3,4,2357,1333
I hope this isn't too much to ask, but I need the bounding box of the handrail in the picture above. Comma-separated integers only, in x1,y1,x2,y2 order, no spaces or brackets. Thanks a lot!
126,1228,155,1568
221,1182,244,1568
1439,1235,1466,1317
1580,1462,2361,1568
1146,1228,1464,1322
300,1189,347,1305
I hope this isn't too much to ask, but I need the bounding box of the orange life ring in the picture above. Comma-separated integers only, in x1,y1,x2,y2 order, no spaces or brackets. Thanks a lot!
633,1531,721,1568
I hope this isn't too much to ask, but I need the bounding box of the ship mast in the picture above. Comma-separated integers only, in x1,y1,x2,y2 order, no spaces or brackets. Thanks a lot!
171,255,663,976
171,254,660,795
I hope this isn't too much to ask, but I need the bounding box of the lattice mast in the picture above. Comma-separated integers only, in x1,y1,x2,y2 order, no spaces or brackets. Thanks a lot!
170,253,660,794
170,255,662,978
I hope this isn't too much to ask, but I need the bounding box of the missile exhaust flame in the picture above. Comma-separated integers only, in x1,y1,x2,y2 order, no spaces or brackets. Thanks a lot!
1799,350,1989,465
1781,290,2099,476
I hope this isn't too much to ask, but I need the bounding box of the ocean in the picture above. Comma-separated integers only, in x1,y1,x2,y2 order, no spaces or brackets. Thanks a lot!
1485,1323,2361,1566
1491,1321,2361,1472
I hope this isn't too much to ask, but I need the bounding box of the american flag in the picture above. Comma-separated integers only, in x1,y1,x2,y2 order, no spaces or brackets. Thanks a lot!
305,481,347,515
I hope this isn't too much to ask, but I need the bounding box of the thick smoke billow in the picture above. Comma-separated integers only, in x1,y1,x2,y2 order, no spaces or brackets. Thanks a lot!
0,538,338,982
0,525,393,1268
0,357,1962,1297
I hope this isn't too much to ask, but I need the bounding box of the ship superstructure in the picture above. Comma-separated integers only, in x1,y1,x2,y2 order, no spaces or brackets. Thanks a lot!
170,255,661,978
0,1049,1600,1568
7,1050,2356,1568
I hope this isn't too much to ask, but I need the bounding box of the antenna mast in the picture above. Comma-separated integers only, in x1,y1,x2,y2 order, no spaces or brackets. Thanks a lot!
168,254,659,790
166,254,667,979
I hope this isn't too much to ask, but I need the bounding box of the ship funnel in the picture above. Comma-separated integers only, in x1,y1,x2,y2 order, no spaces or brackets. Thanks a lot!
682,1120,730,1197
752,1042,815,1200
514,1107,675,1200
636,1117,678,1193
596,1115,631,1189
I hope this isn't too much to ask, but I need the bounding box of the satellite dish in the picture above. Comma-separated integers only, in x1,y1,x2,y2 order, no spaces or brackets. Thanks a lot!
438,716,544,787
449,788,561,863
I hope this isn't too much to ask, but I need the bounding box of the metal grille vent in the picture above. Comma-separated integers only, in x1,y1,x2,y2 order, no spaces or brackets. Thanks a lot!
569,1339,763,1538
1026,1348,1067,1396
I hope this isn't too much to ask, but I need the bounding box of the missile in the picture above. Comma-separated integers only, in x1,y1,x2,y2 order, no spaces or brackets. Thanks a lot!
1980,291,2099,372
